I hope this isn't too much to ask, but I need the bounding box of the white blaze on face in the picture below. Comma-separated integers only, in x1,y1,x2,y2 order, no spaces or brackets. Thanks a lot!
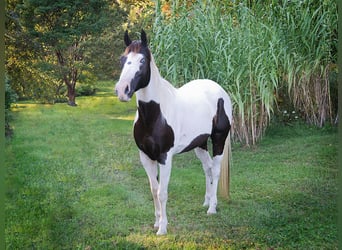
115,52,145,102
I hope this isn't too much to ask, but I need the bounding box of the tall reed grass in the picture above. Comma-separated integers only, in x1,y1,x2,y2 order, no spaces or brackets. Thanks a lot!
275,0,337,127
151,0,337,145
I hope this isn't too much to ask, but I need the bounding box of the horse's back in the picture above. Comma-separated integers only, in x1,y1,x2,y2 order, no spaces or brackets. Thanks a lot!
178,79,232,121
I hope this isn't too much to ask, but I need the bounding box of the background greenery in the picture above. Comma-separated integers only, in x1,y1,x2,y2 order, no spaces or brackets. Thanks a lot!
5,0,339,248
5,0,338,144
5,81,338,249
152,0,337,145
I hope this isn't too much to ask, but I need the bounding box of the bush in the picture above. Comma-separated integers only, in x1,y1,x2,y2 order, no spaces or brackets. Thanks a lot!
76,83,97,97
76,70,97,97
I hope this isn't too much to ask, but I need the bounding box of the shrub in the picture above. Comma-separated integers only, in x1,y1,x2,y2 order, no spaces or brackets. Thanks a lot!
76,84,97,97
76,70,97,97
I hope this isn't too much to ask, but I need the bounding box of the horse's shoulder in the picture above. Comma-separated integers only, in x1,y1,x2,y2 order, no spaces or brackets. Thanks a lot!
133,100,175,164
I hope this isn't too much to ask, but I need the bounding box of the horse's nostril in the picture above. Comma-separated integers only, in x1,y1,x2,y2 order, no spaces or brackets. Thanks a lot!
125,86,129,95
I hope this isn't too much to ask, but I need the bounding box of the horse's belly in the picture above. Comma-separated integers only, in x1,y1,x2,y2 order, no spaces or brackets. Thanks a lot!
172,109,214,154
172,79,232,153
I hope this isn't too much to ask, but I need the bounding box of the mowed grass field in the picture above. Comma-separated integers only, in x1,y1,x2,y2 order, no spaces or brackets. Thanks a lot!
5,81,338,249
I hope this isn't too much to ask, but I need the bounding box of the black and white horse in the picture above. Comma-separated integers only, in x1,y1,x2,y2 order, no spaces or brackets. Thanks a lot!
115,30,232,235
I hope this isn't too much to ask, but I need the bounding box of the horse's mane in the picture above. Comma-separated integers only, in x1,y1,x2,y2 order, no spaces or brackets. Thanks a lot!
124,40,151,61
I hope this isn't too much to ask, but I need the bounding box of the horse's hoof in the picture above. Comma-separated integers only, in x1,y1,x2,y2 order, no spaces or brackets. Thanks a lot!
156,228,167,235
207,208,217,214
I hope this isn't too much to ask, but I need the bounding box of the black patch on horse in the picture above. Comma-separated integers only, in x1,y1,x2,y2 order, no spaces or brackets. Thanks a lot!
180,134,210,153
129,55,151,94
211,98,231,156
134,100,175,164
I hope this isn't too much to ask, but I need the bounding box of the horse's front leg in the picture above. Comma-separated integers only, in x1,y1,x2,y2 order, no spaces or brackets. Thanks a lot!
139,151,160,229
156,155,172,235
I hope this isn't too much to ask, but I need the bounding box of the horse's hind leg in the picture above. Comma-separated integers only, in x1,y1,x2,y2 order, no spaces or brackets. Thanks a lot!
207,154,223,214
195,147,223,214
195,147,213,208
139,151,160,229
207,97,231,214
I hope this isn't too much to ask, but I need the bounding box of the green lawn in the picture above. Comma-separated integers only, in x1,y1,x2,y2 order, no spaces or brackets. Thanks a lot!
5,81,338,249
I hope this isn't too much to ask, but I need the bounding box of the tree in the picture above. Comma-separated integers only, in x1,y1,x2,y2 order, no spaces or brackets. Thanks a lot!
6,0,60,102
84,0,155,80
16,0,111,106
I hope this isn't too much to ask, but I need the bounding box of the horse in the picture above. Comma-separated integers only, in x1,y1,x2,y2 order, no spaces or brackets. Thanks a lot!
115,30,233,235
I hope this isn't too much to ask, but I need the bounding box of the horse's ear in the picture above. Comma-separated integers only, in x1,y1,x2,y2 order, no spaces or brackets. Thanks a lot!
141,29,148,47
124,30,132,47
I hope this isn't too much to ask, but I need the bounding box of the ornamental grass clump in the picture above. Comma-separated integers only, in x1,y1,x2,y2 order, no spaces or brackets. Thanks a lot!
151,0,337,145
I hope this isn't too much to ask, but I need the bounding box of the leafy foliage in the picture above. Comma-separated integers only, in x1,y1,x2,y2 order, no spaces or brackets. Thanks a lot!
5,0,155,104
6,0,113,106
5,1,61,103
5,0,337,143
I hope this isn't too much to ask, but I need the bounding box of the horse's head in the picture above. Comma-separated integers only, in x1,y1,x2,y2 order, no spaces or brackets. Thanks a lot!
115,30,151,102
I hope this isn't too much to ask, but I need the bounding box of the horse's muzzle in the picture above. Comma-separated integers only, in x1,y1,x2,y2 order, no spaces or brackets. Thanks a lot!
115,83,131,102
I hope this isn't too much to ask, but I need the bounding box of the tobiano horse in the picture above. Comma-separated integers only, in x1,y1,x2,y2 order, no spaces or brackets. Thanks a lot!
115,30,232,235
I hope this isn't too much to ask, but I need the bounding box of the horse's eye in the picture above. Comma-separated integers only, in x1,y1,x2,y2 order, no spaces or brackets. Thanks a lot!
140,58,146,64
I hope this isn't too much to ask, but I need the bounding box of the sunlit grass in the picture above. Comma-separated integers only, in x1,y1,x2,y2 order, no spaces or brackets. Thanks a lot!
5,81,338,249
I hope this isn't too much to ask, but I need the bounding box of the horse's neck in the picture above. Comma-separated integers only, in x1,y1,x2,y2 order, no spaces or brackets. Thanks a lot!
136,56,176,105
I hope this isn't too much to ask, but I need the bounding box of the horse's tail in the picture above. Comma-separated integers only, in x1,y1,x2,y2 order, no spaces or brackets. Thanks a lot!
219,131,232,200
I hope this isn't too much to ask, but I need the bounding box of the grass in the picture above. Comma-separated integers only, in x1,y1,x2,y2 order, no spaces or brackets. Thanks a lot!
5,81,338,249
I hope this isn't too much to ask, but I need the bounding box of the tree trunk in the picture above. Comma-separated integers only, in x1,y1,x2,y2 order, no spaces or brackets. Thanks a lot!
67,84,77,106
67,67,78,106
56,48,79,106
